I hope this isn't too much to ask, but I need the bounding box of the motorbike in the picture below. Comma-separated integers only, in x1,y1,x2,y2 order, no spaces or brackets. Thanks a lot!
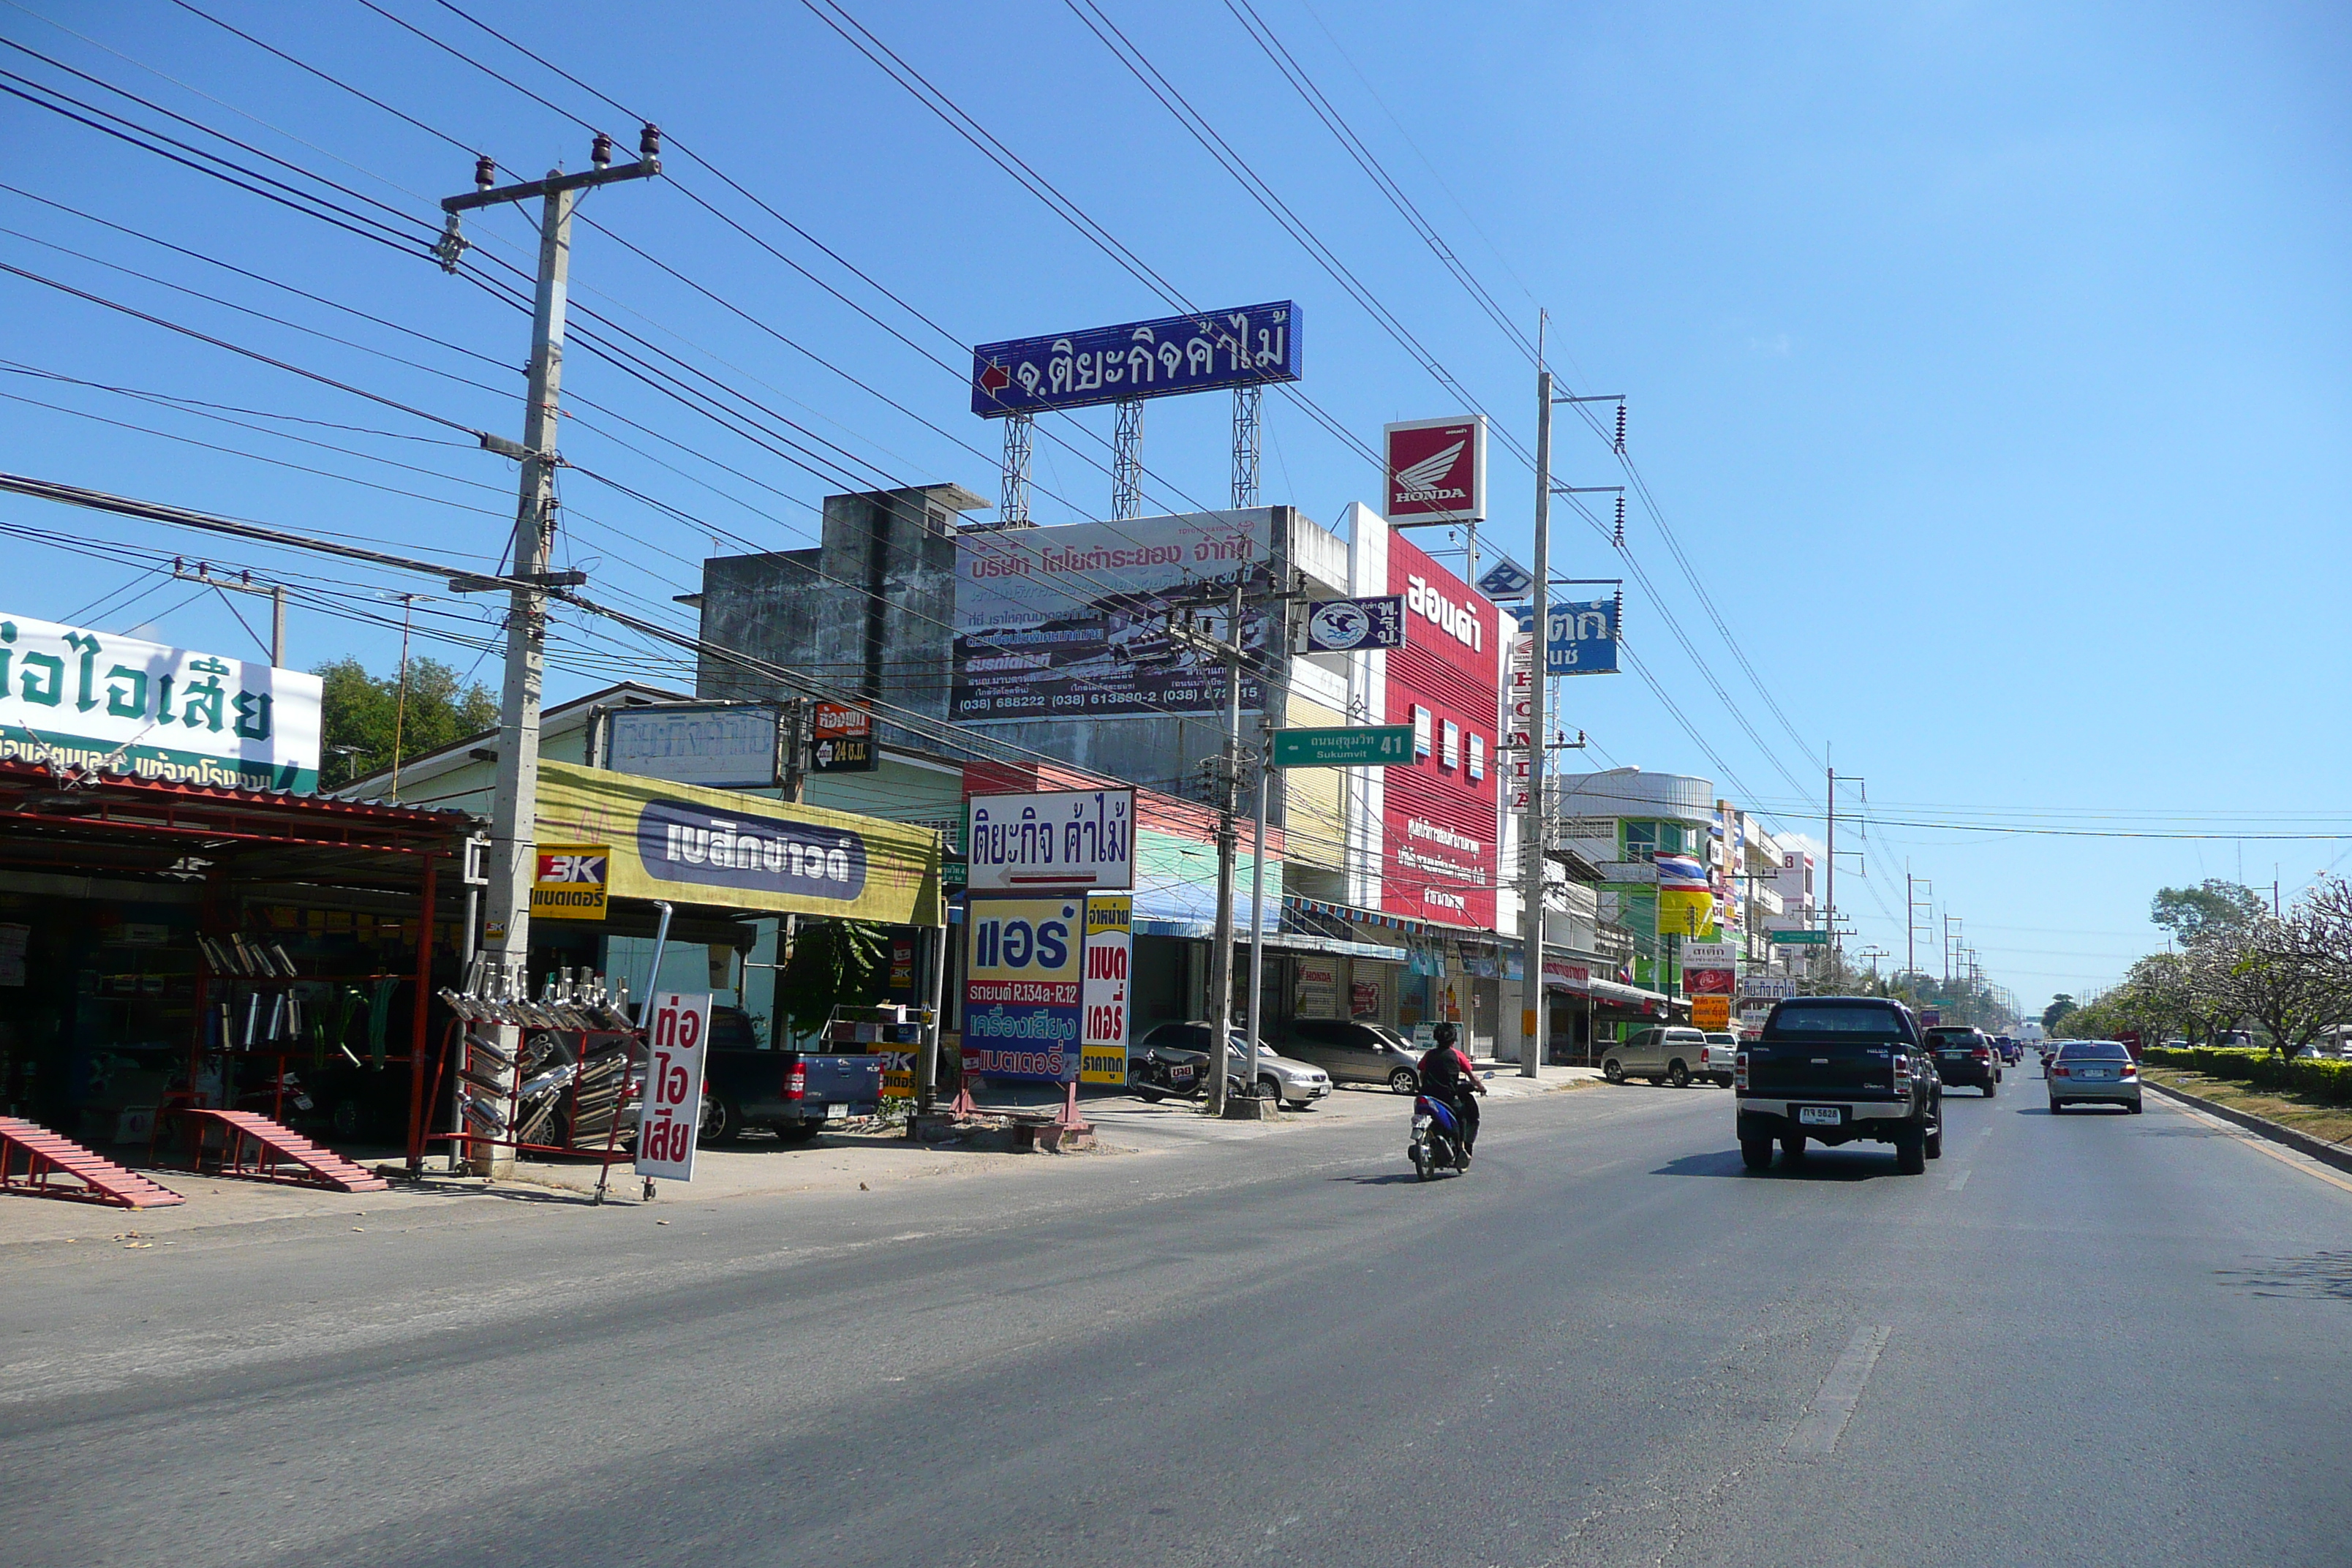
1409,1090,1471,1180
1128,1043,1248,1104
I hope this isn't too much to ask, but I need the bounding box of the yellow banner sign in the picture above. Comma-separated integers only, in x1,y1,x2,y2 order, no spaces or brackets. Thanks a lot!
1691,995,1731,1030
531,843,609,921
532,760,941,925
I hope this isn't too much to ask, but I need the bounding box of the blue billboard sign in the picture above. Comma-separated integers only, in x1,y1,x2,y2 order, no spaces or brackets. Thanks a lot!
971,301,1302,416
1513,599,1621,676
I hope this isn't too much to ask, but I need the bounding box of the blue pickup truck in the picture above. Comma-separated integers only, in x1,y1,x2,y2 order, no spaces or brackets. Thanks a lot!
696,1007,889,1144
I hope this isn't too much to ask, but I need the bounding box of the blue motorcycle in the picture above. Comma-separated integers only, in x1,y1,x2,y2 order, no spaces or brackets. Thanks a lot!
1409,1091,1469,1180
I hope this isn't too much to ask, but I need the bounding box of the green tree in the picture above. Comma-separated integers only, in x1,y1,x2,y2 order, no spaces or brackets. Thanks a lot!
316,656,497,792
774,919,888,1041
2151,881,2266,945
2043,995,2077,1031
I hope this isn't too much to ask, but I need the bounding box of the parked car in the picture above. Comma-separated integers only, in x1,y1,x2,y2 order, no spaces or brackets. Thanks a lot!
1602,1025,1715,1088
1737,996,1942,1174
1921,1025,2002,1096
1135,1022,1332,1109
2048,1039,2143,1113
698,1012,890,1145
1282,1018,1426,1093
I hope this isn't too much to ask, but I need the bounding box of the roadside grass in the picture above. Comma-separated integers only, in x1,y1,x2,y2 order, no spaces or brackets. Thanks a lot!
2140,1068,2352,1147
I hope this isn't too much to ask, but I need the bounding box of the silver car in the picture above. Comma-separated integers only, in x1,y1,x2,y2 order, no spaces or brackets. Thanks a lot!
1232,1039,1333,1109
1602,1025,1721,1088
1136,1022,1330,1108
2048,1039,2143,1113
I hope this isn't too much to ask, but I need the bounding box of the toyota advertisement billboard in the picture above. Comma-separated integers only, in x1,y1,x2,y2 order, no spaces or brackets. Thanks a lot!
1382,531,1502,930
1384,415,1487,524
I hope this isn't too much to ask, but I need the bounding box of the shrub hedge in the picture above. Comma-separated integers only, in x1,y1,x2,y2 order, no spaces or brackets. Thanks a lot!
2141,1046,2352,1105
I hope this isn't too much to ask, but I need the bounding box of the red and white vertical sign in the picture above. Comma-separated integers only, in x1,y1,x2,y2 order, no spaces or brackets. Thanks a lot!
635,990,712,1181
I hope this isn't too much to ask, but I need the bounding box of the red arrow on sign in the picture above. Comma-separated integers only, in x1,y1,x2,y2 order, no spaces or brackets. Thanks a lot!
979,363,1011,392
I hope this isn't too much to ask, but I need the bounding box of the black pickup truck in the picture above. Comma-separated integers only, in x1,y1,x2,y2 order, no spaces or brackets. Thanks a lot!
1736,996,1942,1175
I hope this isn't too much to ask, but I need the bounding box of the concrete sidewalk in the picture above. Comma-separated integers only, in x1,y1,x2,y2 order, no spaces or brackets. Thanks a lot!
0,1065,1605,1245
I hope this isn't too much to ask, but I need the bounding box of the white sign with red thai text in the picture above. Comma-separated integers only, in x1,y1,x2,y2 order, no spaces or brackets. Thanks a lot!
635,990,712,1182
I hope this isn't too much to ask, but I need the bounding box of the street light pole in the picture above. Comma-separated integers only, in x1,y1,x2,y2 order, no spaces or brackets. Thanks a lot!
440,129,660,1176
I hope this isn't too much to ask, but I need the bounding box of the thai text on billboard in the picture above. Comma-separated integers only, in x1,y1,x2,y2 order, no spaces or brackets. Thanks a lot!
962,894,1085,1084
971,302,1300,415
0,611,321,791
952,510,1278,721
1382,533,1502,930
966,789,1134,891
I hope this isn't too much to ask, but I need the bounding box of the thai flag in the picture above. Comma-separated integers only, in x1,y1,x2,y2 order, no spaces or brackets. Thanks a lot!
1654,853,1708,891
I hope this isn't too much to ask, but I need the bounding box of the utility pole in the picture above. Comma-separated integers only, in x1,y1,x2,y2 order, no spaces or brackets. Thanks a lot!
1204,578,1245,1117
440,127,660,1176
172,559,286,667
1825,764,1836,961
1520,340,1553,1081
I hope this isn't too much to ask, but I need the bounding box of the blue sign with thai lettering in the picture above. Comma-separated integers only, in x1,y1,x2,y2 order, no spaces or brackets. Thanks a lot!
1548,598,1618,676
1512,599,1621,676
971,301,1302,416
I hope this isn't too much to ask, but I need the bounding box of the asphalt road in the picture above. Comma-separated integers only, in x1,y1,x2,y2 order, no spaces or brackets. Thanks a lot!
7,1075,2350,1567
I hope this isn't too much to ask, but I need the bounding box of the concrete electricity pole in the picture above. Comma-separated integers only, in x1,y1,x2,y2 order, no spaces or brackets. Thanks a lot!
171,561,286,667
1519,360,1553,1079
1204,578,1245,1117
440,127,660,1175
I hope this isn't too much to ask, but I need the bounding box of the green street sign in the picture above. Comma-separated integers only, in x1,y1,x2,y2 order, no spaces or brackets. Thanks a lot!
1769,929,1830,946
1270,725,1416,768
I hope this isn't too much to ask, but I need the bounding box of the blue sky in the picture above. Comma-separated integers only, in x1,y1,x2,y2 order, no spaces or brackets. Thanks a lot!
2,0,2345,1009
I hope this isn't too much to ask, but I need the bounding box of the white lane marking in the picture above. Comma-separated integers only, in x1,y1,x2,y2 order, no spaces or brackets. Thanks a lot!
1946,1169,1971,1192
1787,1324,1890,1456
1980,1126,1996,1137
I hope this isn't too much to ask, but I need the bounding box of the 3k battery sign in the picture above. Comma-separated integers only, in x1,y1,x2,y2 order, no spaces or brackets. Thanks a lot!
531,844,609,921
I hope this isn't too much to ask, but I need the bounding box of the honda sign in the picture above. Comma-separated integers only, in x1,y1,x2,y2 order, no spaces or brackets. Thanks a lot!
1384,415,1487,524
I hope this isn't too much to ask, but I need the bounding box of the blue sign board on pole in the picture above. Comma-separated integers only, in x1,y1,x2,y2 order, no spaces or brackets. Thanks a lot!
971,301,1302,416
1513,600,1621,676
1474,557,1534,599
1302,595,1405,653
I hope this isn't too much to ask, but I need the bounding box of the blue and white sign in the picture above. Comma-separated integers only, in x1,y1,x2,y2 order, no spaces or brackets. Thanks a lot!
1302,595,1404,653
1474,557,1534,599
1512,600,1621,676
971,302,1302,416
1548,598,1619,675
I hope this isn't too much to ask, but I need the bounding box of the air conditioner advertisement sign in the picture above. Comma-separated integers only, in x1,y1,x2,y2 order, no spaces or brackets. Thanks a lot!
962,894,1085,1085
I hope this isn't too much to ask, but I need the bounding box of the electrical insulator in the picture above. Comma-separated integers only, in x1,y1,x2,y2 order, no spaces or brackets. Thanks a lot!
1614,588,1624,633
473,154,496,192
1612,498,1625,549
1615,402,1627,453
591,132,614,168
639,123,663,163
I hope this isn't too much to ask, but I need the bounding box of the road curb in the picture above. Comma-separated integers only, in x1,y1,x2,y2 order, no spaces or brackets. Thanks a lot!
2143,1079,2352,1178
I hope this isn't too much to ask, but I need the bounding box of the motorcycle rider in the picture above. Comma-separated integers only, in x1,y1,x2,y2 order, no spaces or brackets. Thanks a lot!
1417,1022,1485,1158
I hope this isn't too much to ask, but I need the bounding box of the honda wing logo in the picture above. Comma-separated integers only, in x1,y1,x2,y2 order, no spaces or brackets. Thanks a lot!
1383,416,1487,523
1394,440,1466,498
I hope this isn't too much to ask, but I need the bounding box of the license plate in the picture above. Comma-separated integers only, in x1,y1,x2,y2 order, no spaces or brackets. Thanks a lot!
1798,1106,1841,1126
2080,1069,2111,1079
1940,1052,1964,1060
1171,1066,1196,1085
824,1103,848,1120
